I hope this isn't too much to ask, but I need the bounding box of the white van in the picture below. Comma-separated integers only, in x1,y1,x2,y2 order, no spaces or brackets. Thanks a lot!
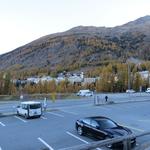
146,88,150,93
77,89,93,97
126,89,135,93
17,101,42,118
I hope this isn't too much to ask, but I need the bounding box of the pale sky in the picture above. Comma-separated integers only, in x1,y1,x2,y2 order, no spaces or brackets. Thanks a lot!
0,0,149,55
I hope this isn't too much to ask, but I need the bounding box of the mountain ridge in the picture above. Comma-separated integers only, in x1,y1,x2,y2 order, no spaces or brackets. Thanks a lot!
0,15,150,72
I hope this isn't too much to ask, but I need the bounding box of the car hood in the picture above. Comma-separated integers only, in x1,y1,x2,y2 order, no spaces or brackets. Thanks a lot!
104,127,131,137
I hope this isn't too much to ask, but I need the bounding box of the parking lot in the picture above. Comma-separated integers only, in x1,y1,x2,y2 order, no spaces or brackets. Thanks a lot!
0,94,150,150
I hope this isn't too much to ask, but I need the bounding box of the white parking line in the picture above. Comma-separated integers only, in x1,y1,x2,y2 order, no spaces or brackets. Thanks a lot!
47,112,64,117
99,106,110,111
59,145,103,150
66,131,89,144
56,104,92,110
0,146,2,150
38,137,54,150
96,148,102,150
58,146,76,150
123,125,144,132
14,116,27,123
138,119,150,122
41,116,47,120
0,122,5,127
61,110,78,115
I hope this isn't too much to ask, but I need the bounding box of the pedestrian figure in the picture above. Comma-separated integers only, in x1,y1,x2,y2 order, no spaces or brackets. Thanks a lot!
43,97,47,111
105,95,108,102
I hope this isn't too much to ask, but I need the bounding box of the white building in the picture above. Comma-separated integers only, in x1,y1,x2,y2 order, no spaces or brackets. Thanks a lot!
68,75,83,84
82,78,96,85
57,77,66,83
40,76,53,82
139,71,149,79
27,77,40,84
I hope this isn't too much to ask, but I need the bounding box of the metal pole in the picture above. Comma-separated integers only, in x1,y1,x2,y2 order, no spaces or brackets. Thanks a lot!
123,138,131,150
127,139,131,150
128,63,131,90
123,140,128,150
148,71,150,87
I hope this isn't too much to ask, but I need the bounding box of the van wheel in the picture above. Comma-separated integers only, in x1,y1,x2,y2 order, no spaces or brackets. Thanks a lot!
17,111,19,116
25,114,28,119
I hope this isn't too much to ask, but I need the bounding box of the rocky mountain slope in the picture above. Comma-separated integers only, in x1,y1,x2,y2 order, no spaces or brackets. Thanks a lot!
0,15,150,72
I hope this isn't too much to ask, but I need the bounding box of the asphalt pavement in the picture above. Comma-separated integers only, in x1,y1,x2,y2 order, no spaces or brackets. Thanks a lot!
1,92,150,115
0,93,150,150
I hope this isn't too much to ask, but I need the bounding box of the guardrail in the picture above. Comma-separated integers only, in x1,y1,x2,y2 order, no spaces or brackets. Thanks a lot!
63,131,150,150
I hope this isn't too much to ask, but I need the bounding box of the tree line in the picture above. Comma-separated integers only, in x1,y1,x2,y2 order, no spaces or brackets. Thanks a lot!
0,61,150,95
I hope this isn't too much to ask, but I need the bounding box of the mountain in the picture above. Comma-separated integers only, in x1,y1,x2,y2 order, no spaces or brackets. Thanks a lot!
0,15,150,73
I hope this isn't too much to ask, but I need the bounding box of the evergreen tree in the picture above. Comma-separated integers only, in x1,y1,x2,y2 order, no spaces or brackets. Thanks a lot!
3,73,11,94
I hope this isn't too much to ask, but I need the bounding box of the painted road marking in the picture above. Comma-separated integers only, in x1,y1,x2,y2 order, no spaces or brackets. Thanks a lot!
38,137,54,150
47,112,64,117
138,119,150,122
96,148,103,150
14,116,27,123
55,104,92,110
41,116,47,120
99,106,110,111
122,125,145,132
58,145,82,150
136,143,139,146
0,122,5,127
0,146,2,150
58,146,102,150
61,110,78,115
66,131,89,144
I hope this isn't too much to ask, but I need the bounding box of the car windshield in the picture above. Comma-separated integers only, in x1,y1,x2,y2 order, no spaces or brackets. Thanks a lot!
29,104,41,109
96,119,118,129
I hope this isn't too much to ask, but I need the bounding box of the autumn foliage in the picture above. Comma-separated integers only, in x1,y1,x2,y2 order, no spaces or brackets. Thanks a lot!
0,61,150,95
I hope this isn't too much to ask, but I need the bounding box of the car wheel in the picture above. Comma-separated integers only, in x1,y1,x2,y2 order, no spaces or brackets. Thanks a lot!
105,137,112,148
77,126,83,135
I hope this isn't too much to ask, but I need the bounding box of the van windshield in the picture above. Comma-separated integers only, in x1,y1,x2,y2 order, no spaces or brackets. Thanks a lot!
29,104,41,109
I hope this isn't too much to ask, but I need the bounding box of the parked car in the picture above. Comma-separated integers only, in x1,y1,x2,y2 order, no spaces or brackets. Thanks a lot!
17,101,42,118
145,88,150,93
126,89,135,93
76,89,93,96
75,116,136,148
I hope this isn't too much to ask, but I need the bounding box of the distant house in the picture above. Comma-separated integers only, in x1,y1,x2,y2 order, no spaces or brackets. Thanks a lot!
13,79,27,87
82,78,96,85
57,77,66,83
58,73,65,78
27,77,40,84
139,71,149,79
19,71,99,86
40,76,53,82
68,75,83,84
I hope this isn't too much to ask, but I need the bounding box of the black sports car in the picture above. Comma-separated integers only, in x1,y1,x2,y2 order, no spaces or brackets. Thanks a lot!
75,116,136,148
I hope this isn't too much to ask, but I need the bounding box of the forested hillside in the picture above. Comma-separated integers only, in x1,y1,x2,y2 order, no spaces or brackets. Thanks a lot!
0,15,150,75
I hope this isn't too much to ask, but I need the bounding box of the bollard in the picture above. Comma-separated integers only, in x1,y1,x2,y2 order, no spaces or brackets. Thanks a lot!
123,139,131,150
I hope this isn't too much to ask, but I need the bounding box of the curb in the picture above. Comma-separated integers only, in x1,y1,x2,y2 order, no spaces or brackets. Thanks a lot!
94,99,150,106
